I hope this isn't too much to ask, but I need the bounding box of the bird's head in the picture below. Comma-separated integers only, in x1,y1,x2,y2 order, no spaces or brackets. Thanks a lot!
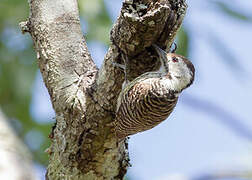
153,44,195,91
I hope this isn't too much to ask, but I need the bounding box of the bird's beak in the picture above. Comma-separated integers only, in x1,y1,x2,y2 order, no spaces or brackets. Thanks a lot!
153,44,167,62
152,44,169,73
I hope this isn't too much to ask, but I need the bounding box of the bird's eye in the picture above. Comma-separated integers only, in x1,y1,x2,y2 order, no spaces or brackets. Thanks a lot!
172,57,178,63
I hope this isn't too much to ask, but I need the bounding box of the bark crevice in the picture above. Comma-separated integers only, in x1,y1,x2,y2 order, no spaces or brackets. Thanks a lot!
20,0,187,179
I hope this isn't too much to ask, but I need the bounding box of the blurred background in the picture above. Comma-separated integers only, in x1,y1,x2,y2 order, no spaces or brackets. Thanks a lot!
0,0,252,179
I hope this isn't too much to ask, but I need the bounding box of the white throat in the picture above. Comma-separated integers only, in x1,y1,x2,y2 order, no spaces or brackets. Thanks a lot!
163,60,193,92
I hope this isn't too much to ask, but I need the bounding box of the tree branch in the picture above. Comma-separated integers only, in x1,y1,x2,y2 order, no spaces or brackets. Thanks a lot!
0,110,36,180
20,0,187,179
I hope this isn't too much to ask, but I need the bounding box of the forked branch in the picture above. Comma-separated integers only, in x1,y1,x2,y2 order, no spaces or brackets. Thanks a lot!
20,0,187,179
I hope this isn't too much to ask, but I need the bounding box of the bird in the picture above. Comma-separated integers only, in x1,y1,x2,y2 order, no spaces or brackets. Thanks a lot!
114,44,195,141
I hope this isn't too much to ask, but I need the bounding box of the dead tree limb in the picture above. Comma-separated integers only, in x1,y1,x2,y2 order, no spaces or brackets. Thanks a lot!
20,0,187,179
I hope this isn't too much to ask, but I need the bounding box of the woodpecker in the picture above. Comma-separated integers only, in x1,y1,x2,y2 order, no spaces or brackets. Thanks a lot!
114,44,195,140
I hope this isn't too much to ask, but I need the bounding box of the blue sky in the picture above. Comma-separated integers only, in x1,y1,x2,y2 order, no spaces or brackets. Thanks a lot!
30,1,252,179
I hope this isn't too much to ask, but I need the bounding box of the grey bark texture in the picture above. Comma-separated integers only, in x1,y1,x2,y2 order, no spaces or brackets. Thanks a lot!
0,110,37,180
20,0,187,179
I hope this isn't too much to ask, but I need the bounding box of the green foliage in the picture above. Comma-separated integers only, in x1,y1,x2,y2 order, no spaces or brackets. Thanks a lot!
79,0,112,44
0,1,51,165
0,0,113,166
0,0,29,26
177,27,189,57
0,0,251,172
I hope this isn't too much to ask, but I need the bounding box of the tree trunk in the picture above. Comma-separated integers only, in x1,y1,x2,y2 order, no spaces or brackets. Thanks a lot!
0,110,37,180
20,0,187,179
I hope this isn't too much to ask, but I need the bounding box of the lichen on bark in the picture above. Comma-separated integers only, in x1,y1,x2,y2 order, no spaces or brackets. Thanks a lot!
20,0,187,179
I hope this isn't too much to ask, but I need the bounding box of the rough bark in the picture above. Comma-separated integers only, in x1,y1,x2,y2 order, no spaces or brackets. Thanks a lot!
20,0,187,179
0,110,37,180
